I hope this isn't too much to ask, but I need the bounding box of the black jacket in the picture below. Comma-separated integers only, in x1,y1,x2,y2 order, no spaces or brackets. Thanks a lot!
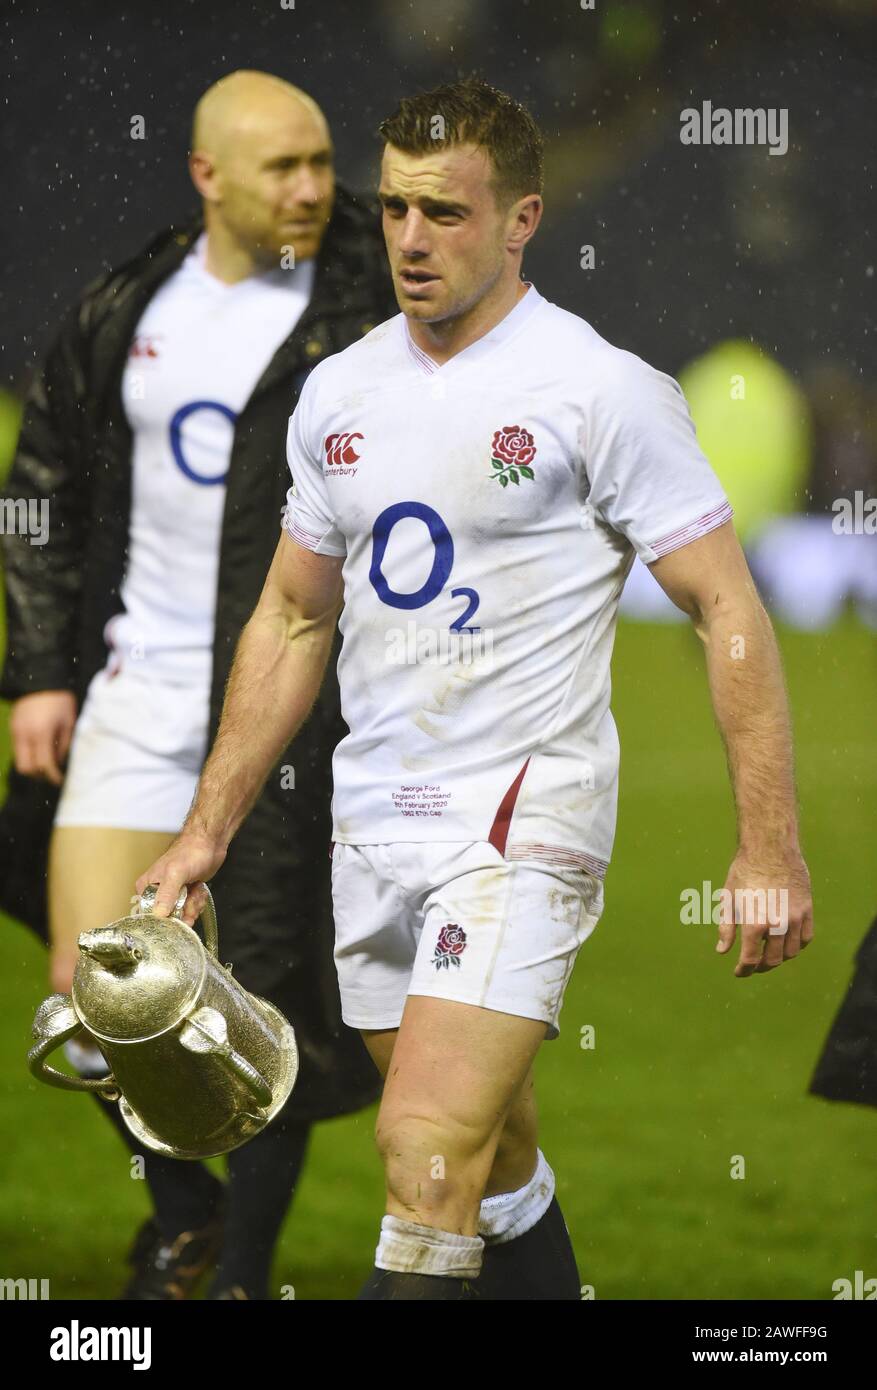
0,186,397,1121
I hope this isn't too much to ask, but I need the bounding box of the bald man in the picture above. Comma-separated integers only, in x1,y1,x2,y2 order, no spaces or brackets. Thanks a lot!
0,70,395,1299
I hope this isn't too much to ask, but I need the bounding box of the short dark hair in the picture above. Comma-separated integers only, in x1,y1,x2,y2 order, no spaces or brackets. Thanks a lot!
379,77,544,205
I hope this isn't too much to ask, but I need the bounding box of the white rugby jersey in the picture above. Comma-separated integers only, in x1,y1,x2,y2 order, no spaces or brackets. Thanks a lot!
284,285,731,874
112,234,314,683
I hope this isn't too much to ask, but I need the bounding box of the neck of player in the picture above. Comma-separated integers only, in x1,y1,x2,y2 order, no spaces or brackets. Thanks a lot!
201,210,274,285
408,272,529,366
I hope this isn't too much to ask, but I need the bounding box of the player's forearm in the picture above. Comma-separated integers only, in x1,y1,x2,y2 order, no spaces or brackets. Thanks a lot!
183,603,338,850
697,592,801,862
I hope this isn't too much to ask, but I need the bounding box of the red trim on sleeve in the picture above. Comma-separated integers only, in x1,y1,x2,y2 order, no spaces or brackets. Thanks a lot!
650,501,733,558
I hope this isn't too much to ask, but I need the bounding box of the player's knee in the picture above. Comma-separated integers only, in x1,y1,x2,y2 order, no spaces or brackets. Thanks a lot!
376,1109,492,1201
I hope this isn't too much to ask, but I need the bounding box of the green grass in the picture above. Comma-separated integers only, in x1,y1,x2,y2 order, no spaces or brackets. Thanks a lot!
0,617,874,1299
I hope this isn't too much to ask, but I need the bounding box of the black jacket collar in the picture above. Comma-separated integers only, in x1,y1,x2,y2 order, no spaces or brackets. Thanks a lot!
87,183,391,416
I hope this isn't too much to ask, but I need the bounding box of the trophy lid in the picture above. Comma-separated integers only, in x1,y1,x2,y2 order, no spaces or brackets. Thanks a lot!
71,913,206,1042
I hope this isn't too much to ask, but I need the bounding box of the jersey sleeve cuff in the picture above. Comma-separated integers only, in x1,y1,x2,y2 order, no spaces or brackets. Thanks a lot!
281,506,347,558
643,499,734,564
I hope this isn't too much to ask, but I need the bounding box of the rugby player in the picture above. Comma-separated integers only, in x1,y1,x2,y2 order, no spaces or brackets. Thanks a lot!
138,78,814,1300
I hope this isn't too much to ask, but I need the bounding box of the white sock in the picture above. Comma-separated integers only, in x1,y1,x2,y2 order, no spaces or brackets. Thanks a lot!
478,1148,556,1245
63,1037,109,1079
375,1214,484,1278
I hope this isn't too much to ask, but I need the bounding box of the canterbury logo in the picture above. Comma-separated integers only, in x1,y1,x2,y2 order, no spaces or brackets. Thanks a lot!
129,334,161,360
325,432,363,467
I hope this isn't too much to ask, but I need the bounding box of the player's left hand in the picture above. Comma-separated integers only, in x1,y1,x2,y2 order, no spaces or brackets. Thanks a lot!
715,849,813,977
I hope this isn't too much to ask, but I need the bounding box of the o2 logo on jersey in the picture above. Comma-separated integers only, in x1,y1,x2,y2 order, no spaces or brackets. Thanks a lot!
169,400,237,485
369,501,481,632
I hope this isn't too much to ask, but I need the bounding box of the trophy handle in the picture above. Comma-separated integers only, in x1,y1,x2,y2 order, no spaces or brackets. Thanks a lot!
138,882,219,959
216,1048,274,1109
28,995,120,1100
178,1006,273,1108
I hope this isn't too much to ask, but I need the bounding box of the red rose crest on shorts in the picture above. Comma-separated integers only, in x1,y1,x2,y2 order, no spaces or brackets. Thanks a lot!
433,923,467,970
489,425,536,487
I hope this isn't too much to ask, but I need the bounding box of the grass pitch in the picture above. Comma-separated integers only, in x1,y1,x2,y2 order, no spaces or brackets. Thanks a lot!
0,616,874,1299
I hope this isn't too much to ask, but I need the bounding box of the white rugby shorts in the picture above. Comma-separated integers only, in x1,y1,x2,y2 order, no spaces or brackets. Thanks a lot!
53,662,209,832
330,840,604,1040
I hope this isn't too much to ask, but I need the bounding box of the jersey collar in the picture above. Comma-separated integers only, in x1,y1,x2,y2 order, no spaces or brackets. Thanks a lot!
403,282,544,376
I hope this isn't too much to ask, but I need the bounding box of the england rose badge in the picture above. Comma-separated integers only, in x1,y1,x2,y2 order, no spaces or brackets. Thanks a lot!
489,424,536,487
433,923,468,970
